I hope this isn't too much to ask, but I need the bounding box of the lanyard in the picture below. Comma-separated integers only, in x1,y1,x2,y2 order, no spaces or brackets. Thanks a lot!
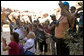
58,16,64,22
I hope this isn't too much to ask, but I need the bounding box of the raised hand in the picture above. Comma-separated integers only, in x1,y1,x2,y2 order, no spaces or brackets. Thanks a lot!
78,2,83,6
28,16,31,19
6,13,13,23
2,37,6,42
59,1,62,5
77,7,83,11
59,1,64,9
28,16,32,23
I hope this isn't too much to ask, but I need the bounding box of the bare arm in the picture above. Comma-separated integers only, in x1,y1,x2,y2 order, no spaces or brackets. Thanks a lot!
13,16,17,21
44,30,51,37
75,7,83,17
2,37,11,51
59,1,64,9
7,14,13,24
59,1,73,19
13,16,20,23
3,42,11,51
28,16,32,23
59,1,75,28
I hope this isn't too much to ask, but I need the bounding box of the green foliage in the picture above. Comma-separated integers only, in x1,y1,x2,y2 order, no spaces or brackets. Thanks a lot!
64,30,83,55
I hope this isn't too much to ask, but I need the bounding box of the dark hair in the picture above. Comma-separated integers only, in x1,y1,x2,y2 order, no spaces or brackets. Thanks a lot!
10,32,19,43
34,20,37,23
32,23,37,28
71,6,76,10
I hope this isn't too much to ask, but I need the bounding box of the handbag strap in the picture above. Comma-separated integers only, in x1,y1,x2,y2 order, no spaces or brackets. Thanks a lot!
25,45,34,52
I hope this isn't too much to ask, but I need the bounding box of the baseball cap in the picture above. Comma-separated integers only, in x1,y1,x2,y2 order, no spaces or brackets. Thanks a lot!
50,14,56,18
62,1,69,7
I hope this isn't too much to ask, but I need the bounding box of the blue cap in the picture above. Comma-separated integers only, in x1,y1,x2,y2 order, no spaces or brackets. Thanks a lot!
62,1,69,7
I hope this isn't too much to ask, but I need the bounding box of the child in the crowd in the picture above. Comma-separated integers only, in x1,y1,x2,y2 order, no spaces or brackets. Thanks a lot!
2,32,19,55
24,31,36,55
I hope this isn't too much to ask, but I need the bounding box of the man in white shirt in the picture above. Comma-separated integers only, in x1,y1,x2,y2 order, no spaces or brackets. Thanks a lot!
14,22,24,45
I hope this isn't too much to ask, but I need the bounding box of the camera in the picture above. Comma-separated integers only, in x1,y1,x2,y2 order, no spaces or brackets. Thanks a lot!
53,20,59,25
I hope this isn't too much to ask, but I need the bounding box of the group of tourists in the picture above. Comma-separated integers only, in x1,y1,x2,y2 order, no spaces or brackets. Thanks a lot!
2,1,83,55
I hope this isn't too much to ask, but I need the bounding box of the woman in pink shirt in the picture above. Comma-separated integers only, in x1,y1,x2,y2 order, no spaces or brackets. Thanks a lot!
2,32,19,55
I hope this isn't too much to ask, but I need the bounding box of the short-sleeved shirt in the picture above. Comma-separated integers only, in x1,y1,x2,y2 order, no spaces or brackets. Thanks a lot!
8,41,19,55
23,39,35,53
50,20,56,35
44,26,50,34
14,27,24,39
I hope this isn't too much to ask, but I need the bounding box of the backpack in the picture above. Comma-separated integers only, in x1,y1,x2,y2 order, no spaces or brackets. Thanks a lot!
19,44,24,55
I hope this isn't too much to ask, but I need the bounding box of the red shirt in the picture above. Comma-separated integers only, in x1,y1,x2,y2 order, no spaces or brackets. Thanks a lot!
44,26,50,34
43,24,50,34
8,41,19,55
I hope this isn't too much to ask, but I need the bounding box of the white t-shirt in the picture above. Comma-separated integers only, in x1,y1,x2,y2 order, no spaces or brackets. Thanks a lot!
23,39,35,53
14,27,24,39
23,37,28,42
